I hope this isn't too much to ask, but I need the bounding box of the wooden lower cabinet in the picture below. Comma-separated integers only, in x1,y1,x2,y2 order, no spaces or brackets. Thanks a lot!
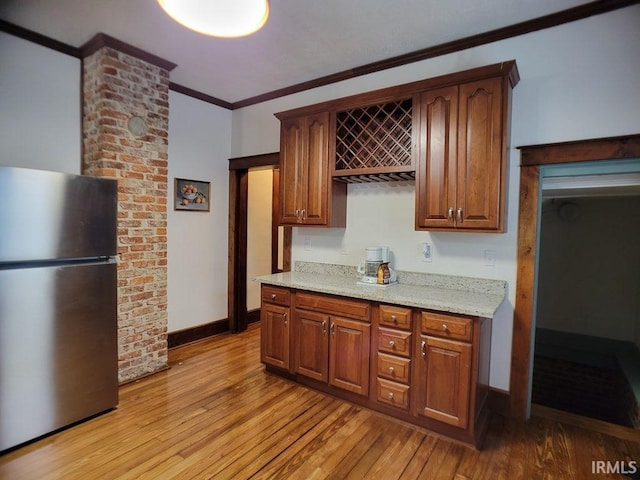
292,309,329,382
413,311,492,446
292,293,371,397
415,335,472,428
260,302,290,370
329,317,370,396
261,287,492,448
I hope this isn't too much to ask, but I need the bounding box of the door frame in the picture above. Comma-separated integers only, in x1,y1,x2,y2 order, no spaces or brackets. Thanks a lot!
228,152,292,333
509,133,640,419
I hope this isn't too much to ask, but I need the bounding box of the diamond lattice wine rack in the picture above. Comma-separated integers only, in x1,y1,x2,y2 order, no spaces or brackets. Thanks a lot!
334,98,415,183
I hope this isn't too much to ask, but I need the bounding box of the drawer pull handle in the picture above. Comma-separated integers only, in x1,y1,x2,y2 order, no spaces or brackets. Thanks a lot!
390,314,397,323
456,207,463,223
447,207,454,222
388,340,395,348
330,322,335,336
421,340,427,358
387,392,394,400
388,366,395,374
283,312,288,326
442,323,448,331
271,293,276,300
322,320,327,336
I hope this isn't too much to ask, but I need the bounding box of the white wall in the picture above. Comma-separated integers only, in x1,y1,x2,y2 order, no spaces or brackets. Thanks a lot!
230,5,640,390
167,91,232,332
0,33,234,333
247,168,273,311
537,196,640,342
0,32,81,174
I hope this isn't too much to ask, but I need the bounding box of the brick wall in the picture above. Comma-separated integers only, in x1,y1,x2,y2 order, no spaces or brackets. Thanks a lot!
82,41,171,383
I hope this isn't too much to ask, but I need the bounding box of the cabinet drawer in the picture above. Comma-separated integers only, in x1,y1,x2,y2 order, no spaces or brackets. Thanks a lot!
421,312,472,342
378,327,411,357
376,378,410,411
295,292,370,321
377,353,411,384
261,285,291,307
379,305,412,330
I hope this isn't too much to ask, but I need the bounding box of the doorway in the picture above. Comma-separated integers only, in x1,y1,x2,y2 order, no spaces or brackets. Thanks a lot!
532,167,640,427
509,133,640,420
228,153,291,334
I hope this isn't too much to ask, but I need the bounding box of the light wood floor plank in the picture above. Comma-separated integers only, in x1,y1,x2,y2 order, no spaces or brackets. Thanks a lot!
1,325,637,480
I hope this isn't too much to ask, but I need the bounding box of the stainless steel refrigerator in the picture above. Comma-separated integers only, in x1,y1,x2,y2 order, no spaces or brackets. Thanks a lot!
0,166,118,452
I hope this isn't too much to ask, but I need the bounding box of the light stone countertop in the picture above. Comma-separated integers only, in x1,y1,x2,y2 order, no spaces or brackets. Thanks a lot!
255,262,507,318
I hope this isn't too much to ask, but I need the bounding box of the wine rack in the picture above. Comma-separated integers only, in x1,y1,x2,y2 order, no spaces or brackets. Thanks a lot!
334,98,414,182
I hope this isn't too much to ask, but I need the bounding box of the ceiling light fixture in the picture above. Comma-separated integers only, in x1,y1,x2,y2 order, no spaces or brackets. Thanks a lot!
157,0,269,38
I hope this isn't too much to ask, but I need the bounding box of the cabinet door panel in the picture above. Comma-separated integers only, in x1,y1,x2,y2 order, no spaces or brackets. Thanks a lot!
329,317,370,396
293,309,329,382
302,112,330,225
260,304,290,370
457,77,503,230
416,335,471,428
415,86,458,229
279,117,303,225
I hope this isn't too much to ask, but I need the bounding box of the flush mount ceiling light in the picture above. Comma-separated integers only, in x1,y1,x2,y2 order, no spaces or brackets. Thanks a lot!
157,0,269,38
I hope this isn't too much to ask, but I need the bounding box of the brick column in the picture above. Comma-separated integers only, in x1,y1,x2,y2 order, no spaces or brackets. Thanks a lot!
81,35,176,383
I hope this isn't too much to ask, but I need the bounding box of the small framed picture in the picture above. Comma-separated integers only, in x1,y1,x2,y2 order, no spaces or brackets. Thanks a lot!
175,178,210,211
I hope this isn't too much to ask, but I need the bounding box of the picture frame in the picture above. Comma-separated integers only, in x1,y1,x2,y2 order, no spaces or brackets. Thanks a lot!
174,178,210,212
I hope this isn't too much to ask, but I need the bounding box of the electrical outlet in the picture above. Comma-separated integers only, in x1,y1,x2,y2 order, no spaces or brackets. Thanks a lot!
422,242,432,262
484,250,496,266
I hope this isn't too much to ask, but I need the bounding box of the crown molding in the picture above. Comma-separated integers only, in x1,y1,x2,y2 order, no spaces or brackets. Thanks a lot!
79,33,177,71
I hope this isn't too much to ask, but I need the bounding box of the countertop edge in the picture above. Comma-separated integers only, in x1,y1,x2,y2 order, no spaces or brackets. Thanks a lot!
256,273,505,318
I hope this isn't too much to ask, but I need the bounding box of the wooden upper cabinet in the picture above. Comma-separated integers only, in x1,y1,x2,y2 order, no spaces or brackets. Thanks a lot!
415,86,458,229
456,77,504,231
416,70,516,232
276,61,518,231
277,112,346,227
279,117,303,225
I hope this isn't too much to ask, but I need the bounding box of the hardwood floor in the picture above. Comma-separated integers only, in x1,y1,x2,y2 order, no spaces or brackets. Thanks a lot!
1,324,638,479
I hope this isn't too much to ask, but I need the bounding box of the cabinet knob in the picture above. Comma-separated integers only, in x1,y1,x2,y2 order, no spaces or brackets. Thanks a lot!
388,366,395,374
387,392,394,400
442,323,448,331
388,340,395,348
390,315,397,323
271,293,276,300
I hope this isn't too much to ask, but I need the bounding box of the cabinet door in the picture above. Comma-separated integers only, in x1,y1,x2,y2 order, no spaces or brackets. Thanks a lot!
415,86,458,229
279,117,303,225
415,335,471,428
260,303,290,370
293,309,329,382
329,317,370,396
300,112,330,225
456,77,503,230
